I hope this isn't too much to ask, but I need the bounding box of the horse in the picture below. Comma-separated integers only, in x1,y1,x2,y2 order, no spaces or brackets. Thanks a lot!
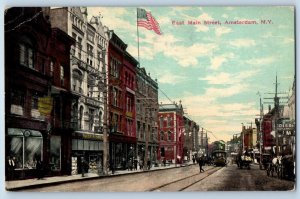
267,156,282,177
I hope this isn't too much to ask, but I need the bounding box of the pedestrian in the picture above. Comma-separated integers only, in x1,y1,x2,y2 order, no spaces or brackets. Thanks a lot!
133,159,138,170
36,159,44,180
147,160,151,170
128,159,133,171
192,156,196,164
163,158,166,167
81,157,85,177
139,160,144,170
6,156,16,181
198,156,205,173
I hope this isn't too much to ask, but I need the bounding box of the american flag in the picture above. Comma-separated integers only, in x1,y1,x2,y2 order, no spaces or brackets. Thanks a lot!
137,8,162,35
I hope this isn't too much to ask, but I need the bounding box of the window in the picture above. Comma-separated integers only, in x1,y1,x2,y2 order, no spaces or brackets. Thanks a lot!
50,136,61,171
60,66,64,86
89,109,94,131
110,57,120,78
8,128,42,169
72,69,83,93
159,117,163,128
19,36,34,68
79,106,83,130
87,33,94,43
10,88,25,115
168,131,172,141
160,131,164,141
99,111,103,126
167,117,172,128
50,61,54,76
31,91,40,118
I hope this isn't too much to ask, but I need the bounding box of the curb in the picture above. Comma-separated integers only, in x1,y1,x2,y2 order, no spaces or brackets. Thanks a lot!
6,164,194,191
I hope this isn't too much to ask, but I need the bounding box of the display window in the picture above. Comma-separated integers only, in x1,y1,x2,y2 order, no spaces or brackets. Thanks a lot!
7,128,43,169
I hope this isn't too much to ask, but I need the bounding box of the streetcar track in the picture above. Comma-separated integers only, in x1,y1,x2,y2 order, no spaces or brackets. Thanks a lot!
148,166,222,192
179,167,223,191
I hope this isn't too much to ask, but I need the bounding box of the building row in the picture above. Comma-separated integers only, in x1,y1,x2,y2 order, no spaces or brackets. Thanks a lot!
5,7,201,180
227,76,295,163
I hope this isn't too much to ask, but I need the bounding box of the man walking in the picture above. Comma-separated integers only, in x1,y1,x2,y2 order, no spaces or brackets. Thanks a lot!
198,155,205,173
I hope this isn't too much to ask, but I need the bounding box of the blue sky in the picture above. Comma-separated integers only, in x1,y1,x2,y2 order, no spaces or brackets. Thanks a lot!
87,6,295,142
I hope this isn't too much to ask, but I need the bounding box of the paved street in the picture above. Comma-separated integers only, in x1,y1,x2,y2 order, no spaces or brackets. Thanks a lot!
16,163,295,192
184,163,295,191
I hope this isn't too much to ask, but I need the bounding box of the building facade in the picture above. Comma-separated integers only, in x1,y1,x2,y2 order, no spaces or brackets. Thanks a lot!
136,67,159,168
158,102,184,164
50,7,109,175
183,117,199,161
5,7,74,180
107,31,137,170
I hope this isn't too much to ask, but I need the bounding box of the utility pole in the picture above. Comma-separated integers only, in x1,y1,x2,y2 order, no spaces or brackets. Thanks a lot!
257,91,264,169
274,75,280,156
102,50,109,175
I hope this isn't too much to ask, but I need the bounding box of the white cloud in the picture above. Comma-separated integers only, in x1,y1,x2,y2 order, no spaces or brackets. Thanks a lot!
245,56,275,66
199,70,259,85
157,70,186,85
210,53,234,70
229,39,256,48
138,30,217,67
215,26,232,37
222,14,229,18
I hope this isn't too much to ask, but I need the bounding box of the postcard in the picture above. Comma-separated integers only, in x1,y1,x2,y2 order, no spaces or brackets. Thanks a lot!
4,6,295,192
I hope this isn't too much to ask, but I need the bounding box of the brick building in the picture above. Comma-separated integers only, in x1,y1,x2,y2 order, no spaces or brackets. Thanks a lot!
5,7,74,180
158,102,185,164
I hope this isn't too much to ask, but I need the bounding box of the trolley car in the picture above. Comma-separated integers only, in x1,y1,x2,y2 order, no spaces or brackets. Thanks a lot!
212,150,227,166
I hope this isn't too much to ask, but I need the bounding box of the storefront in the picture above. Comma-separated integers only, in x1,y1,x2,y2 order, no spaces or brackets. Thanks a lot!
71,131,103,175
109,133,137,170
6,128,45,179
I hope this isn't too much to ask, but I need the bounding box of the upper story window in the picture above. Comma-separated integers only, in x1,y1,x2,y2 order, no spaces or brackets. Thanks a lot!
87,33,94,43
110,57,120,78
60,66,64,86
19,36,34,69
160,131,164,141
159,117,163,128
50,61,54,76
168,131,172,141
10,88,25,116
167,117,172,128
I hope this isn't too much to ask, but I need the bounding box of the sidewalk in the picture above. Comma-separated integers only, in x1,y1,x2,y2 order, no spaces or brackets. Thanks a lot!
5,162,196,191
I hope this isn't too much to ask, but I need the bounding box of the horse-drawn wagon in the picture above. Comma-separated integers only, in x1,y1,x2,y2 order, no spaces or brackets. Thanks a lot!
236,154,252,169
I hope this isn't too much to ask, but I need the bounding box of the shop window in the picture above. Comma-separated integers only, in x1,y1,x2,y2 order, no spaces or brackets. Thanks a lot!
50,136,61,171
8,128,42,169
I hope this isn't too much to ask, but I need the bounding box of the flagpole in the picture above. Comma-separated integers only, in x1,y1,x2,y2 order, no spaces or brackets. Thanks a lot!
136,8,140,66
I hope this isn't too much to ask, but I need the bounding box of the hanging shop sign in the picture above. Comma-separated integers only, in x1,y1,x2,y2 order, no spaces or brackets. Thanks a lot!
38,96,53,116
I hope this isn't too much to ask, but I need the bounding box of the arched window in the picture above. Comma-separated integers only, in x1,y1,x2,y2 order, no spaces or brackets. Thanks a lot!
79,106,84,129
160,131,164,141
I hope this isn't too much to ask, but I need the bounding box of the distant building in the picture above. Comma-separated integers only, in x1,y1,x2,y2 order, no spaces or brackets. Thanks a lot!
136,67,159,167
107,30,138,170
158,102,184,164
